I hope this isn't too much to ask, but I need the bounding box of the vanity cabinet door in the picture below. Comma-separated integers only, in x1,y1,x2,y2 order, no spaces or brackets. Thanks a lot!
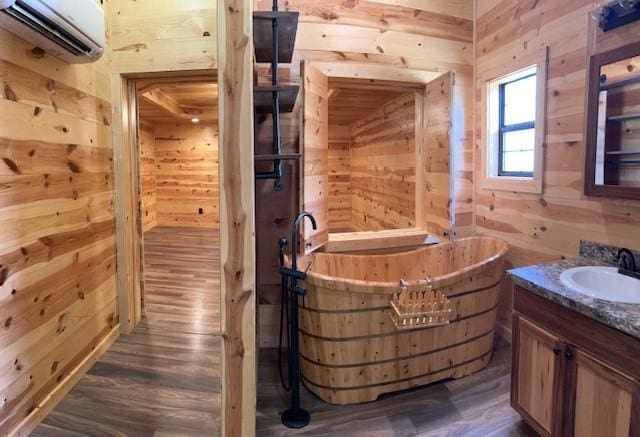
567,349,639,437
512,316,564,436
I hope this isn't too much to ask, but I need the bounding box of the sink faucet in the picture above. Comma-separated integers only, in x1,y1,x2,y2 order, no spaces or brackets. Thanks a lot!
617,248,639,280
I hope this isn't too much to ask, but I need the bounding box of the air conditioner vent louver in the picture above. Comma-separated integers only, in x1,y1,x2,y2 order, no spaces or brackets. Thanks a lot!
3,1,91,56
0,0,105,64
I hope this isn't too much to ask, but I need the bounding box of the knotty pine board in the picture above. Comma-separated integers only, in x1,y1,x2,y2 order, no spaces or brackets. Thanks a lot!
105,0,217,73
253,0,474,346
0,27,117,436
153,122,219,229
327,124,353,231
475,0,640,335
138,123,157,231
350,92,417,231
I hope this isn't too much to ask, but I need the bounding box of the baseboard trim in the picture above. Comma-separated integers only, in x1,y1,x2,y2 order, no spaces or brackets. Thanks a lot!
9,325,120,437
495,321,512,344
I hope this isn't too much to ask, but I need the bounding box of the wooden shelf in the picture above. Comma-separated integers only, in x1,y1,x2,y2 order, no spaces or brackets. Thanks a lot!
254,153,301,161
607,113,640,122
253,11,299,64
254,85,299,114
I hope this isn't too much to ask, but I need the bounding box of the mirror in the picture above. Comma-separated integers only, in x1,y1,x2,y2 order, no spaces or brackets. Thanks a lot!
585,41,640,199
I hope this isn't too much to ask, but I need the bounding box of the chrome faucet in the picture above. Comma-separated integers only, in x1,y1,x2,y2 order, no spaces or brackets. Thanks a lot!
617,248,639,280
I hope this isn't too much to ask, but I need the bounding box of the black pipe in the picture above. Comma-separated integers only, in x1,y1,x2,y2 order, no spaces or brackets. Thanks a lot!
271,0,282,187
280,211,316,429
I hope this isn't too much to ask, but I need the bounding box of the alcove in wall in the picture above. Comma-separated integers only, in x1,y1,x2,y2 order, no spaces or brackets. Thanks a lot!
300,63,459,253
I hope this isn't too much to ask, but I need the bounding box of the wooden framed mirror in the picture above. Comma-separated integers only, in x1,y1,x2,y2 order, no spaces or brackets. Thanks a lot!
585,41,640,199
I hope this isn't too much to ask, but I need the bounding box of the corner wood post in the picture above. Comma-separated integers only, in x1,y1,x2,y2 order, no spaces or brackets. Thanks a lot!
218,1,257,436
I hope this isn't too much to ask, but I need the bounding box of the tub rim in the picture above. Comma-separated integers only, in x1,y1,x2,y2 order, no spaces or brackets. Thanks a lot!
293,236,508,295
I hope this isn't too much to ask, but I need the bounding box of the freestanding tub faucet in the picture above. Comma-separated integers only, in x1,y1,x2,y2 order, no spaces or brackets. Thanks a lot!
278,211,316,429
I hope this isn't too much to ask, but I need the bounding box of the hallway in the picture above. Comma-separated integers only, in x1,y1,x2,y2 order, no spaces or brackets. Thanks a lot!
32,227,221,436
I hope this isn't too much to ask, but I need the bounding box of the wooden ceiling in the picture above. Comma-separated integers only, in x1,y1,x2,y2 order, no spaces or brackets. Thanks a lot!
138,81,218,124
328,79,419,126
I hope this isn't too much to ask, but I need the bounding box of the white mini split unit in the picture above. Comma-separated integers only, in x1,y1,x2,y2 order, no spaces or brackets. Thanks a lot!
0,0,105,63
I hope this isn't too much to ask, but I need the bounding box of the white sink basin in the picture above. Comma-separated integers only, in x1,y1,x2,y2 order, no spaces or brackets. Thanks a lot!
560,266,640,303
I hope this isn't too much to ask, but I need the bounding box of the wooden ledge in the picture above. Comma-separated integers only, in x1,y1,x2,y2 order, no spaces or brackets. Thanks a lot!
322,228,439,253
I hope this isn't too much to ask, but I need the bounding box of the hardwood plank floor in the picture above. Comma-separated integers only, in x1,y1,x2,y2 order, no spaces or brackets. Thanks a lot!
257,337,537,437
32,227,221,437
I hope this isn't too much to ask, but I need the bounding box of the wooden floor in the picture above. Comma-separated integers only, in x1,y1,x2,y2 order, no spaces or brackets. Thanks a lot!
32,227,221,436
257,337,538,437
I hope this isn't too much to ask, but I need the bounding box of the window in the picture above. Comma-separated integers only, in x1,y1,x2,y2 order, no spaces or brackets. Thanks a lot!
482,49,547,194
498,73,536,176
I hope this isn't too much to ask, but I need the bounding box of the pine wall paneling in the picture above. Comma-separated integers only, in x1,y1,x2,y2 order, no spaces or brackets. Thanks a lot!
474,0,640,336
107,0,218,334
350,92,417,231
139,122,157,231
327,124,352,231
105,0,217,73
154,122,219,228
0,27,118,435
254,0,474,346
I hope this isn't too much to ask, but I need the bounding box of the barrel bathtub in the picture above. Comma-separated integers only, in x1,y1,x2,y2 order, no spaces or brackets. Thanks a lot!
296,236,509,405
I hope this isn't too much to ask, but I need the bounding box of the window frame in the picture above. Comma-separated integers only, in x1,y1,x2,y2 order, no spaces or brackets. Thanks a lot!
480,46,548,195
497,72,536,177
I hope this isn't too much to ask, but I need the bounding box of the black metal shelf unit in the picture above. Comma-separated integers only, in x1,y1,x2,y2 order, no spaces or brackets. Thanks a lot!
253,2,299,191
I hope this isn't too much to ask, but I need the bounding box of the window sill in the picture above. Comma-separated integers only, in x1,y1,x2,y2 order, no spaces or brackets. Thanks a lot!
480,175,542,194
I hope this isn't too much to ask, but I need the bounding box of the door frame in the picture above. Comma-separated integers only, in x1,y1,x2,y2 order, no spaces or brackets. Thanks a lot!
111,2,256,436
112,70,218,333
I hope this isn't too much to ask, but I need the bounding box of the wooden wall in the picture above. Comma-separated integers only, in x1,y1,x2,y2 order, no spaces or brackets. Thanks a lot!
475,0,640,335
327,125,352,231
139,123,157,231
105,0,217,73
0,27,118,435
350,92,417,231
154,123,219,228
254,0,474,346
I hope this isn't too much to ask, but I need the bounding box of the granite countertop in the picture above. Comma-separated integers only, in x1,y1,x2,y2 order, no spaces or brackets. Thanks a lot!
507,241,640,340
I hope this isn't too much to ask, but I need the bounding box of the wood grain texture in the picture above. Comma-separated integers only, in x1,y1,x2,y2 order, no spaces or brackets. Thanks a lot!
513,317,559,435
422,72,454,239
573,350,635,437
218,1,256,435
142,227,220,334
296,236,508,404
138,123,157,232
0,24,117,436
350,92,417,231
32,226,220,436
474,0,640,335
153,123,219,228
138,82,218,124
257,337,537,436
254,0,475,344
327,125,353,231
106,0,217,73
302,62,330,253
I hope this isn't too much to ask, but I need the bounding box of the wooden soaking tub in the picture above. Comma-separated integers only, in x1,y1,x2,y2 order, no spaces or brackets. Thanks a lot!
296,236,508,405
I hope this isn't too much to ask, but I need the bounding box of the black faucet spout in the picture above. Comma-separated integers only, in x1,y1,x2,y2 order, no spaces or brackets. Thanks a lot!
617,248,638,273
290,212,317,271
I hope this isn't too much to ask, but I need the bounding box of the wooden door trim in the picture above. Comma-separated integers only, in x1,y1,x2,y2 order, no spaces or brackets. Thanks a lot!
114,71,217,334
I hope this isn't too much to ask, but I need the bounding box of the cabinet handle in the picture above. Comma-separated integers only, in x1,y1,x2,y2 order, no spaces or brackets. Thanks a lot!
553,347,561,356
565,349,574,360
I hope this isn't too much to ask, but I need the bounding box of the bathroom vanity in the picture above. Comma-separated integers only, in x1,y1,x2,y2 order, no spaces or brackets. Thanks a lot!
508,242,640,437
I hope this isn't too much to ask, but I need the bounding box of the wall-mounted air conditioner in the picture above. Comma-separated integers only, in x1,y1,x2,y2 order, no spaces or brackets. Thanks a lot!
0,0,105,63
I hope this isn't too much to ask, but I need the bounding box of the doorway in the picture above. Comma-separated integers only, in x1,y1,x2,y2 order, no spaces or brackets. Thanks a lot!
136,79,220,335
33,76,222,435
